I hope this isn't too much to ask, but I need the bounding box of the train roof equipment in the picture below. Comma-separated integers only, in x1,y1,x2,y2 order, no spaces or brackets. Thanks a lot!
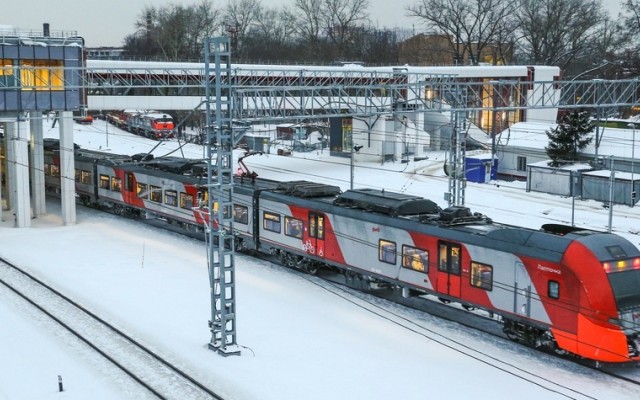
333,188,440,217
274,180,342,198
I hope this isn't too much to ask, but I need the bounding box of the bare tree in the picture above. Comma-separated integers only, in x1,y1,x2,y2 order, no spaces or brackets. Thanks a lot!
514,0,608,71
124,1,220,61
324,0,370,57
295,0,325,48
186,1,222,59
224,0,263,58
621,0,640,38
243,6,300,61
406,0,517,65
294,0,370,61
149,4,191,61
617,0,640,77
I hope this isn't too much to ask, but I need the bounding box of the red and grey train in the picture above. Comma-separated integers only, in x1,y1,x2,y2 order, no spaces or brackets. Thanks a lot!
43,143,640,364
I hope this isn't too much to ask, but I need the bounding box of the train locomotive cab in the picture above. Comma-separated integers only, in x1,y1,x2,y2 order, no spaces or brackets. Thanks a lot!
558,231,640,363
144,113,175,140
603,253,640,359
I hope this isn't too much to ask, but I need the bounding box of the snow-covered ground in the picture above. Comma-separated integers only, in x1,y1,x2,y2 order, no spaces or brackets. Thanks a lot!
1,118,639,399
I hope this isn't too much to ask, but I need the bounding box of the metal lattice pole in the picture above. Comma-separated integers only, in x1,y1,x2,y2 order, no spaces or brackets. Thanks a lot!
204,37,240,356
446,85,467,207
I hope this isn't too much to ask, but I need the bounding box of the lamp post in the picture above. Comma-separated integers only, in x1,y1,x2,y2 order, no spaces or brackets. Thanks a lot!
629,122,637,206
104,111,109,148
608,155,615,233
351,144,362,190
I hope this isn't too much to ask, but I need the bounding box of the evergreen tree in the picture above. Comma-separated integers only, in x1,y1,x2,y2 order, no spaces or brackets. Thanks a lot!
545,110,594,167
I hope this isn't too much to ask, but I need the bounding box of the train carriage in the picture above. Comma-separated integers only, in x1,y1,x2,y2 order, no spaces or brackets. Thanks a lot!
42,143,640,363
242,182,640,362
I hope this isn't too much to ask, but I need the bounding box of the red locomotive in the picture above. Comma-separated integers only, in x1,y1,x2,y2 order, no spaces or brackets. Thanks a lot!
106,110,175,140
43,144,640,364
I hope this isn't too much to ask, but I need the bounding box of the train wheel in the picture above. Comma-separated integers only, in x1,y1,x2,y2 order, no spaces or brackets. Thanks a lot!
502,320,519,341
285,254,297,268
278,251,288,266
438,297,451,304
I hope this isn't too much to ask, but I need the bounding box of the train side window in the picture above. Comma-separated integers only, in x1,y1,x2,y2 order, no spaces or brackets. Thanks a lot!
548,280,560,299
379,239,397,265
285,216,303,239
402,245,428,272
165,190,178,206
180,192,194,209
212,202,231,218
80,170,91,184
50,164,60,177
149,185,162,202
470,262,493,290
44,163,50,176
233,205,249,224
111,176,122,192
75,169,80,182
137,183,148,199
263,212,281,233
99,174,110,189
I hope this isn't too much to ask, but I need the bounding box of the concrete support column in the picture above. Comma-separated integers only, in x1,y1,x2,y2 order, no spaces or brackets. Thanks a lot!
8,115,31,227
5,122,15,212
0,123,5,219
30,115,46,216
58,111,76,225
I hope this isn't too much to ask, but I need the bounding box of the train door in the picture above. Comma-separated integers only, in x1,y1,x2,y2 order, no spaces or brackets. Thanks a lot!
514,261,531,316
307,212,325,258
436,241,461,297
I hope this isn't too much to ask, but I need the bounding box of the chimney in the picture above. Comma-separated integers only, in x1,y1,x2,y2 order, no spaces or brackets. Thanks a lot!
43,23,50,37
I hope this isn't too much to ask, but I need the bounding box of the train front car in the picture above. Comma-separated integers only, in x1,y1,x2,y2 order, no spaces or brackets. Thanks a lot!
559,229,640,363
144,113,175,140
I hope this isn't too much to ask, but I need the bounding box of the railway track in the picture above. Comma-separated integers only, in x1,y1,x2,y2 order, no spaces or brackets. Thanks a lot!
290,267,640,398
95,195,640,394
321,273,640,391
0,256,224,400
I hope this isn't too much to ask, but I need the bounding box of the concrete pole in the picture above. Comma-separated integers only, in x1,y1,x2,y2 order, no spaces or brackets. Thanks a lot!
30,114,46,216
58,111,76,225
10,114,31,227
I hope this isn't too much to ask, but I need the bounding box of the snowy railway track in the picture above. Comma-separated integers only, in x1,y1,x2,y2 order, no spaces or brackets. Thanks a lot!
297,271,640,398
0,256,224,400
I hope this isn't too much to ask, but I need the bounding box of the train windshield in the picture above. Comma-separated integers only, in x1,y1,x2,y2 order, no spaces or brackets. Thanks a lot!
604,258,640,310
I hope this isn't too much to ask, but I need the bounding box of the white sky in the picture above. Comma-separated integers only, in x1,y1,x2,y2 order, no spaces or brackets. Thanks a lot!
1,117,640,398
0,0,626,47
